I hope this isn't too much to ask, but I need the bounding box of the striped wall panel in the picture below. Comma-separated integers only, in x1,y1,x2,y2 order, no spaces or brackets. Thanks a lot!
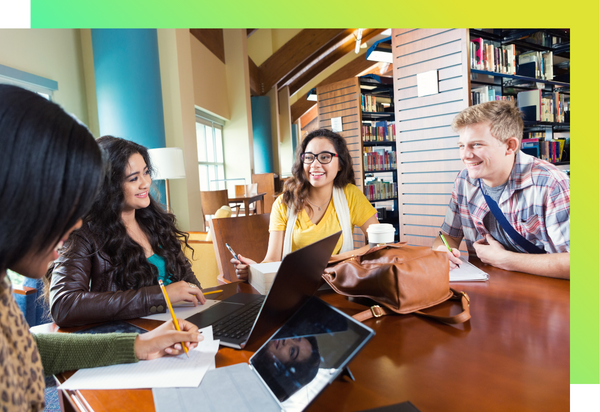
392,28,470,250
316,77,366,247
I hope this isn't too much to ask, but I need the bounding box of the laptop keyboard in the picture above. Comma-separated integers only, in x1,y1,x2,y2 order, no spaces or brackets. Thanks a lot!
212,296,265,341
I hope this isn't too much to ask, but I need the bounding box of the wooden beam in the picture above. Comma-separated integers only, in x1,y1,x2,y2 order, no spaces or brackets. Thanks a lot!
248,57,260,96
258,29,346,94
287,29,385,96
300,105,319,133
276,29,355,90
290,56,379,123
190,29,225,64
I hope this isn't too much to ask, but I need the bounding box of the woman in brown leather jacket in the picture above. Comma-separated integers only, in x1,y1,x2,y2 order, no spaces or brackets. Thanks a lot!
47,136,206,327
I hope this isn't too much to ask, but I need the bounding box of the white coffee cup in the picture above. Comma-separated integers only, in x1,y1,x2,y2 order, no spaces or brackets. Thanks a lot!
367,223,395,246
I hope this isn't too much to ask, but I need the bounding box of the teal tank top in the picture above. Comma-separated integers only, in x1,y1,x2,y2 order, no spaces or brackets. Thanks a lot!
147,254,171,285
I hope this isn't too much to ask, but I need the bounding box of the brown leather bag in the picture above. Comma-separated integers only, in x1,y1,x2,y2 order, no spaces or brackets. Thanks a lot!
322,243,471,324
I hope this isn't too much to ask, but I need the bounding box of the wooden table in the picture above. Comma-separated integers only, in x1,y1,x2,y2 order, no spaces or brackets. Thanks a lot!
41,262,569,412
228,192,266,216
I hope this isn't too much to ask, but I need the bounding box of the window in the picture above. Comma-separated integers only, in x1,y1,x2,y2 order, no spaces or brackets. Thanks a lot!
196,112,225,191
0,63,57,100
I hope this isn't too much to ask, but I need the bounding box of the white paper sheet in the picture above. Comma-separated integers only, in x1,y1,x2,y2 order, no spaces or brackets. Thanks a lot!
449,257,489,282
141,299,220,321
60,327,218,390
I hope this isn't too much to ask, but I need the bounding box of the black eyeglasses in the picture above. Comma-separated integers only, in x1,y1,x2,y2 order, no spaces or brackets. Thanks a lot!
301,151,338,164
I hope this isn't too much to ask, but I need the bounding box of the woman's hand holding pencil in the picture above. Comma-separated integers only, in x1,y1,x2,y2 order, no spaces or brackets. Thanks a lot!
134,318,203,360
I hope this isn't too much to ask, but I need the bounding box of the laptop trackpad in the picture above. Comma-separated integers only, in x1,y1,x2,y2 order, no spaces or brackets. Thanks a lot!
186,302,242,328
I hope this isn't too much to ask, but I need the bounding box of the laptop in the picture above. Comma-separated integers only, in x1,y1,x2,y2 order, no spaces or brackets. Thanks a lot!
153,296,375,412
186,231,341,349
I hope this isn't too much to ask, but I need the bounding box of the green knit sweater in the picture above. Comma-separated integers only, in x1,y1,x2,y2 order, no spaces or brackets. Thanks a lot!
33,332,139,376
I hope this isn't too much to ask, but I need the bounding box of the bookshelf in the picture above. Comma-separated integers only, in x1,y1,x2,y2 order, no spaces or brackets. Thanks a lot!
359,75,399,241
468,29,570,172
315,75,399,246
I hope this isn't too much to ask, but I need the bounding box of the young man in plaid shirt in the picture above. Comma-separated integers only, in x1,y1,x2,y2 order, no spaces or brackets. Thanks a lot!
432,101,570,279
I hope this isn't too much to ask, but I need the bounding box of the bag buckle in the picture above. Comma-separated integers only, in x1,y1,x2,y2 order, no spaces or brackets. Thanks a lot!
370,305,384,318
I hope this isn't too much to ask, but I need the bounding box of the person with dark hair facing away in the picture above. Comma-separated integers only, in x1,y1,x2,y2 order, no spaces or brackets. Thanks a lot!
48,136,206,327
0,84,202,411
232,129,379,279
432,100,570,279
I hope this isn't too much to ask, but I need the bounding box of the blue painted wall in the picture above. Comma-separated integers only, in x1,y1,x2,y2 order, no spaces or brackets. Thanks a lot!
91,29,166,150
251,96,274,173
91,29,167,203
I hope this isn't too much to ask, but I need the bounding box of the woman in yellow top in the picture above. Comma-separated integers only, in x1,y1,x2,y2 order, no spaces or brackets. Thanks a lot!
233,128,379,279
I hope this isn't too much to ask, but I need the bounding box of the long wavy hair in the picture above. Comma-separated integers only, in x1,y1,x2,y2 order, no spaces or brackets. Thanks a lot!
282,128,355,214
59,136,193,291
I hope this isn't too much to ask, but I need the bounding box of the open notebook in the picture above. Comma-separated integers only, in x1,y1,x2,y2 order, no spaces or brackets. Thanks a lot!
449,257,489,282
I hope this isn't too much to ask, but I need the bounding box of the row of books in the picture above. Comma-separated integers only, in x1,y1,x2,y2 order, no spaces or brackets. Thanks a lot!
517,50,554,81
362,121,396,142
517,90,569,123
471,38,516,75
363,149,397,172
471,86,515,105
521,137,569,163
361,94,391,113
365,179,397,201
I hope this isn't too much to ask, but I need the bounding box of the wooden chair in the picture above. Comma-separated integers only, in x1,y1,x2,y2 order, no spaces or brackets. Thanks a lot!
200,189,239,228
183,232,220,288
209,213,270,283
233,183,258,215
251,173,277,214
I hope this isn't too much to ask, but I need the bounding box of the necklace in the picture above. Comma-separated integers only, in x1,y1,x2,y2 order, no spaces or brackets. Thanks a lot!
306,196,330,211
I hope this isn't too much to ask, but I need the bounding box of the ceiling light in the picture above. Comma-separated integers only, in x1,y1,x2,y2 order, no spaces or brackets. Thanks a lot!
306,87,317,101
366,36,392,64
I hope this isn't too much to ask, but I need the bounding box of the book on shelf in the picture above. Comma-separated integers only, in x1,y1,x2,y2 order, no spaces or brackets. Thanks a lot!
363,148,397,172
362,121,396,142
517,50,553,80
471,85,514,105
517,89,541,121
361,94,391,113
364,179,397,201
470,37,516,75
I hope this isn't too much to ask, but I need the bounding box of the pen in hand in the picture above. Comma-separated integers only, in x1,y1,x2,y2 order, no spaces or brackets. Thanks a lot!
439,231,460,268
158,279,189,357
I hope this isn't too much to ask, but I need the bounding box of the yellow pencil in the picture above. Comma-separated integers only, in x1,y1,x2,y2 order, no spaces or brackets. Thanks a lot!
203,289,223,296
158,279,189,357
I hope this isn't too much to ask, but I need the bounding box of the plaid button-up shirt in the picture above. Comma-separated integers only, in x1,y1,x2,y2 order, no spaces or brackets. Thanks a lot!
441,151,570,255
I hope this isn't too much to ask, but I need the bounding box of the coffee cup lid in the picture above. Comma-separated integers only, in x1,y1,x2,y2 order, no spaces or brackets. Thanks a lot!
366,223,395,234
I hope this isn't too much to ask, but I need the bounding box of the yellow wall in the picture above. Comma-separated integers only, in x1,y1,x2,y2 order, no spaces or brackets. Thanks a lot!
0,29,90,128
223,29,254,189
190,33,230,120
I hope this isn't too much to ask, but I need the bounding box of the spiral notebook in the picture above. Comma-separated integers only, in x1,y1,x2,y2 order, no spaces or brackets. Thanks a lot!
449,257,489,282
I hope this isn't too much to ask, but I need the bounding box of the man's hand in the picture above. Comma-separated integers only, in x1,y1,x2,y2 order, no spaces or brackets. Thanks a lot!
473,234,509,269
435,244,463,270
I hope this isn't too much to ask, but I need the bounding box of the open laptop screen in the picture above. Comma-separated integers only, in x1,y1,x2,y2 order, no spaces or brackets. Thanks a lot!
250,296,375,410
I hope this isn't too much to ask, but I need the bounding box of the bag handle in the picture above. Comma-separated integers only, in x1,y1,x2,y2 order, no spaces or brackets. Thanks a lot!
352,289,471,324
327,242,407,265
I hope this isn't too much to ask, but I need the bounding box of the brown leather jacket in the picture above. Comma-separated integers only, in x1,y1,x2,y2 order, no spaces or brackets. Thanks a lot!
49,225,200,327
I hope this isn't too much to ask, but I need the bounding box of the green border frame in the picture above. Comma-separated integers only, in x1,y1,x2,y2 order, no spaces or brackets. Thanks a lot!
23,0,600,385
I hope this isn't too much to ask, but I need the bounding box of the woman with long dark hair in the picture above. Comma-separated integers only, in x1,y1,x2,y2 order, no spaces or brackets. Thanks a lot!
233,128,379,278
0,84,201,411
48,136,206,327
